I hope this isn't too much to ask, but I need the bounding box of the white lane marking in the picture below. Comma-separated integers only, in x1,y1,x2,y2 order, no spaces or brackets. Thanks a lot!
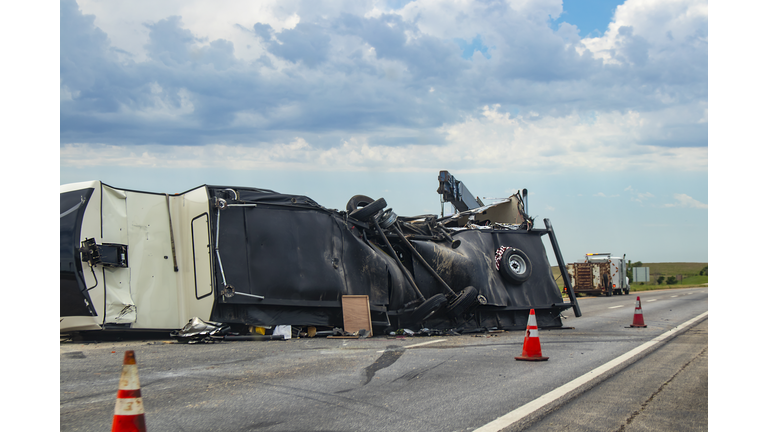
404,339,447,349
671,295,678,298
377,338,447,353
472,311,709,432
608,305,624,309
647,299,657,302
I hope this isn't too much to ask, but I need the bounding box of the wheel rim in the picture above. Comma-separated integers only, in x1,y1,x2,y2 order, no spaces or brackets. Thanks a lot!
508,254,527,275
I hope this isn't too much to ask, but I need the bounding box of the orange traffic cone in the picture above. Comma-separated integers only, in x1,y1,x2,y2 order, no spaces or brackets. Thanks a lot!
515,309,549,361
112,350,147,432
630,296,647,328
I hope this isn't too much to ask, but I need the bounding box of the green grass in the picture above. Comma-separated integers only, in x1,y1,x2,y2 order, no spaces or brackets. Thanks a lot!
628,282,707,293
643,263,708,278
681,275,708,285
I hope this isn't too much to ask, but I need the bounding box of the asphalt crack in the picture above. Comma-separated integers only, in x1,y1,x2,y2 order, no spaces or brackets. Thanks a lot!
615,346,708,432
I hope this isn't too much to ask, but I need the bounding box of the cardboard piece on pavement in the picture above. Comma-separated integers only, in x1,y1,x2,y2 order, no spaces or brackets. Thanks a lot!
341,295,372,337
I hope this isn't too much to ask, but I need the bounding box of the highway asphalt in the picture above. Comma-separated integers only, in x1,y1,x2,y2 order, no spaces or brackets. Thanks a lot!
60,287,708,431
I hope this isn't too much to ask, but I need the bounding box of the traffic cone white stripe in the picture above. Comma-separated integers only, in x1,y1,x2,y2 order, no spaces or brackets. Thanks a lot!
115,397,145,415
527,328,539,338
119,365,141,389
526,314,536,326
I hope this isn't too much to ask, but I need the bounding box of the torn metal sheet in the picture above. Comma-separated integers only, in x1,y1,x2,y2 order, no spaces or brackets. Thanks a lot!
170,317,229,343
60,179,580,335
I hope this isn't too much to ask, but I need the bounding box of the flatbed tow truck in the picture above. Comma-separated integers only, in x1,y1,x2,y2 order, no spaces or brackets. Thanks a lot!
567,253,630,296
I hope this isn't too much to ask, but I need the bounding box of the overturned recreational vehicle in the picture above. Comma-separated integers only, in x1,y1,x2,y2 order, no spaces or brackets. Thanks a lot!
60,176,580,335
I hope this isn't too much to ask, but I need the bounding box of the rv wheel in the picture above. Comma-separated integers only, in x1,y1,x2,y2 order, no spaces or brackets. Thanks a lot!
447,286,480,318
349,197,387,222
346,195,375,213
410,294,448,323
499,248,532,284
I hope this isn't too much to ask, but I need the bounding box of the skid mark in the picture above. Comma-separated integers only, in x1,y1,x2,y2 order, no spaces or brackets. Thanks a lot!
362,346,405,385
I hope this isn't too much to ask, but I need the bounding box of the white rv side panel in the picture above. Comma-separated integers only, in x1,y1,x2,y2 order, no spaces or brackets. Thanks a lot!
125,192,180,329
102,185,129,244
103,267,136,323
101,185,137,324
170,187,215,327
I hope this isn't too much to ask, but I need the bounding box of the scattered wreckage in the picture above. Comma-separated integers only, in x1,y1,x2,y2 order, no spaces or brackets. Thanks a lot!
60,171,580,338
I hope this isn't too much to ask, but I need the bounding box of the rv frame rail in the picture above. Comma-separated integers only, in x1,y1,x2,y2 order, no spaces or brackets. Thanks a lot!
544,218,581,317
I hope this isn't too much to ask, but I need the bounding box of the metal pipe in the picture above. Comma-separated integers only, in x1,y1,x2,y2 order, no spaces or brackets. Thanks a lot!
214,207,265,300
233,291,264,300
165,194,179,272
372,218,425,301
392,223,457,298
522,188,528,214
544,218,581,317
623,253,627,290
215,207,228,287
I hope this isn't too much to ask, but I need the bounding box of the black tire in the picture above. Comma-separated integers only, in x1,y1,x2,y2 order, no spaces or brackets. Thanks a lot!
346,195,374,214
349,197,387,221
410,294,447,323
498,248,532,284
446,286,479,318
603,274,612,296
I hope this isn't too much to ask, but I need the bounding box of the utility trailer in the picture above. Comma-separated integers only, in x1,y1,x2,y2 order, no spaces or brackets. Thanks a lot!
566,253,630,297
61,176,581,336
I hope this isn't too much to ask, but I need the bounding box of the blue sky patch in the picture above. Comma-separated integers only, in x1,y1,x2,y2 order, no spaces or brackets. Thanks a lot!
555,0,625,37
455,35,491,60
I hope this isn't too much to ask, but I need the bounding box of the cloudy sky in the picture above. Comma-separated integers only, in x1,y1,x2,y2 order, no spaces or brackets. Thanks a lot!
57,0,710,264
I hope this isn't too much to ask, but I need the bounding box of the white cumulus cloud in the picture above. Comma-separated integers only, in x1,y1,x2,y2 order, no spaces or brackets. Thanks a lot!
663,193,707,209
